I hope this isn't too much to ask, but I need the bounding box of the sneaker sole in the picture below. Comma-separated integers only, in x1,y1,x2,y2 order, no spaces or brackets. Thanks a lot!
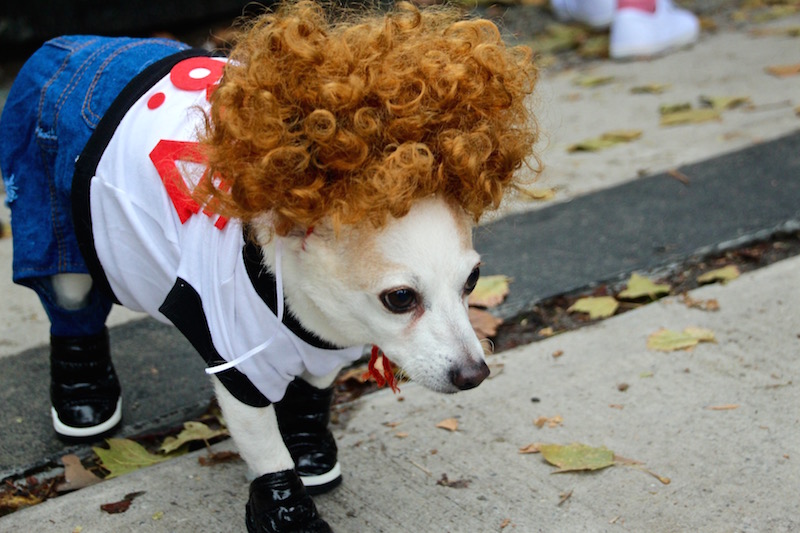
51,398,122,439
299,461,342,495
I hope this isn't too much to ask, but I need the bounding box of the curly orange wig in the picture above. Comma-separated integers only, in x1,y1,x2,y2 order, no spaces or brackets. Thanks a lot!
197,0,539,235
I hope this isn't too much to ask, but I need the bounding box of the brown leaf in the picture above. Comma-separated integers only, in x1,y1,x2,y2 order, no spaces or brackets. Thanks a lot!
197,450,240,466
436,473,471,489
56,454,102,492
680,294,720,312
519,443,542,454
706,404,740,411
435,418,459,432
468,307,503,338
100,491,145,514
534,415,563,429
765,63,800,77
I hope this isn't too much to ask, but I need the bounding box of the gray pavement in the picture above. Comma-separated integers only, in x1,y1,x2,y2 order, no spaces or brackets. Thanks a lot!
1,8,799,533
3,239,798,532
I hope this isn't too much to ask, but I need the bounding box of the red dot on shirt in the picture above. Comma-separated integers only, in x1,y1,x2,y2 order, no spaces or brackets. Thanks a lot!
147,92,166,109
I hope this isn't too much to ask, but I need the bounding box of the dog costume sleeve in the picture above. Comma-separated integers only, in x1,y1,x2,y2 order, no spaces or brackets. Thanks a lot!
67,38,364,406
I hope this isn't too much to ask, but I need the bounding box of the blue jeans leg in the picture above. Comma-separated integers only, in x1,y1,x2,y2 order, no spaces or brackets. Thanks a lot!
27,276,113,337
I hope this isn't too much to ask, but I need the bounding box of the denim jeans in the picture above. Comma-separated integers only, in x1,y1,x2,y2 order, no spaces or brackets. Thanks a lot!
0,35,189,335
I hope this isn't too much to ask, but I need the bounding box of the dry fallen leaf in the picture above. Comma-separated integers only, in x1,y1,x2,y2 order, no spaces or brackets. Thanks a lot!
647,327,716,352
765,63,800,77
436,473,470,488
567,296,619,319
697,265,740,284
681,294,721,312
468,307,503,338
100,491,146,514
94,439,170,479
706,404,740,411
538,443,615,473
519,443,543,454
56,454,102,492
618,273,670,300
699,95,752,110
468,275,512,308
534,415,564,429
567,130,643,152
198,450,240,466
160,421,228,454
660,108,721,126
630,83,670,94
574,74,615,87
519,187,557,202
436,418,459,432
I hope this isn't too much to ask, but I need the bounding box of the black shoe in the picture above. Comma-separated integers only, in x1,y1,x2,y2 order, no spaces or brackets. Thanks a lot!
50,328,122,441
246,470,332,533
275,379,341,495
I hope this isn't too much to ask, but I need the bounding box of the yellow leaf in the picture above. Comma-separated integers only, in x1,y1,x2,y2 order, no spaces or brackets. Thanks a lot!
660,108,722,126
574,75,615,87
603,129,644,142
519,187,557,202
567,296,619,319
468,275,511,308
160,421,228,454
630,83,670,94
659,102,692,115
699,95,752,110
567,130,642,152
436,418,459,432
618,273,670,300
683,327,716,343
647,327,716,352
538,443,615,473
94,438,170,479
697,265,740,284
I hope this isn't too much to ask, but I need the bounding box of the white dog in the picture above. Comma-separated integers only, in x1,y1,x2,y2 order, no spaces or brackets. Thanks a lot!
0,2,537,531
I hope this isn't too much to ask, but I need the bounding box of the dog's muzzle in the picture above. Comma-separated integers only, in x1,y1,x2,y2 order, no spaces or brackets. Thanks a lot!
450,360,490,391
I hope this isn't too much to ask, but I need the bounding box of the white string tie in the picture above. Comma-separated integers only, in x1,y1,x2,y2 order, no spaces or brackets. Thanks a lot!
205,238,284,375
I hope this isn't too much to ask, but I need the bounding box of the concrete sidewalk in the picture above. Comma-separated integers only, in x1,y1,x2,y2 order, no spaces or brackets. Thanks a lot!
3,246,798,532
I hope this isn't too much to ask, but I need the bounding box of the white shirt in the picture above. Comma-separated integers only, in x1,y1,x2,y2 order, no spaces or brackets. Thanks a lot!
81,54,365,403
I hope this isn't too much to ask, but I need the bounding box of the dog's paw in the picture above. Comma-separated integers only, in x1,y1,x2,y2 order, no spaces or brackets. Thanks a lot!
246,469,332,533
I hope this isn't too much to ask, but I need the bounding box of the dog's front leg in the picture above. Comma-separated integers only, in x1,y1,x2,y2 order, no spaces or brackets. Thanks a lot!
213,379,332,533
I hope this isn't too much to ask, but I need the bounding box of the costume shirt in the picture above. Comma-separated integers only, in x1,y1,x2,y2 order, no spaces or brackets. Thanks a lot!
78,53,365,404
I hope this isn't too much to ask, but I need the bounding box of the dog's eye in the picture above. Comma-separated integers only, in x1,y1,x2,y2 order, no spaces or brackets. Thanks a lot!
380,288,418,314
464,266,480,295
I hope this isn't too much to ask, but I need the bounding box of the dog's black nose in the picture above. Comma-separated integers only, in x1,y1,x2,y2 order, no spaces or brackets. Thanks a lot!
450,361,490,390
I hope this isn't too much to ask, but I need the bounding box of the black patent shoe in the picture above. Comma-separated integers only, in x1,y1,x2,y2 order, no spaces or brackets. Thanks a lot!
246,470,332,533
275,379,341,495
50,328,122,441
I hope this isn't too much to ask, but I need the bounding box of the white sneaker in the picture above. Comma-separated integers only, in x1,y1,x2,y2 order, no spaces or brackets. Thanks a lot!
551,0,616,29
609,0,700,59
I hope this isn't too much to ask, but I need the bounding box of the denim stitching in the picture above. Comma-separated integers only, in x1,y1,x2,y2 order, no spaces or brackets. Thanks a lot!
36,37,97,140
52,39,118,131
82,39,186,125
37,38,107,273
